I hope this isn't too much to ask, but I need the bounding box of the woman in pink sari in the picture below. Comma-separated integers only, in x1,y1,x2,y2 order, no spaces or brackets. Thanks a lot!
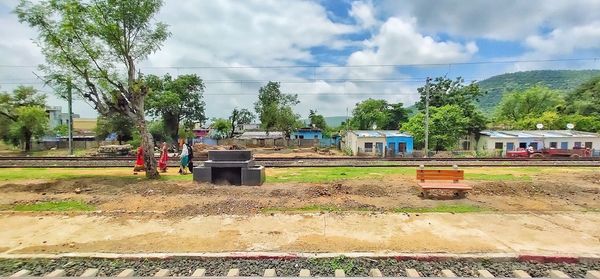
158,142,169,172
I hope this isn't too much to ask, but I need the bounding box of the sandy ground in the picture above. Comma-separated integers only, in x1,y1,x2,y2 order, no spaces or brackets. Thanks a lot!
0,167,599,255
0,212,599,255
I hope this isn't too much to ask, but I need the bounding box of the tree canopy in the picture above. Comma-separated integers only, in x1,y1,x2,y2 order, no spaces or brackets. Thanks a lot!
0,86,48,151
146,74,206,144
16,0,170,178
564,76,600,116
229,108,255,137
95,114,135,144
494,85,564,122
308,110,327,130
349,99,410,130
402,105,469,151
254,81,300,137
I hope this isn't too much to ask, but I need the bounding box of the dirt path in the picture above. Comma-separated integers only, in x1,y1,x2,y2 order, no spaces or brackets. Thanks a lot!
1,212,599,255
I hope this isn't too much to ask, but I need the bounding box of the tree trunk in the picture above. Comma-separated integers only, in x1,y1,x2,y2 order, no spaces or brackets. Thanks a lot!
163,113,179,147
24,131,32,152
137,116,159,179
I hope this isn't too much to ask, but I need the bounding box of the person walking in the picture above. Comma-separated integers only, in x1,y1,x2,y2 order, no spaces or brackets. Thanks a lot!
158,142,169,172
179,142,190,174
187,141,194,172
133,145,145,174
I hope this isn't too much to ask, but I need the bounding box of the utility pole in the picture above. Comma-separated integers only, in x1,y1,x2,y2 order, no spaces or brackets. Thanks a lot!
67,78,73,156
424,77,431,158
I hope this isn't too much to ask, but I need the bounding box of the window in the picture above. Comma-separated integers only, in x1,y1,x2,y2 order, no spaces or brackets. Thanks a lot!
585,142,593,148
398,142,407,152
519,142,527,149
530,142,538,150
561,142,568,149
364,142,373,152
494,142,503,149
574,142,582,148
506,142,515,151
298,135,304,139
314,135,319,139
550,142,557,148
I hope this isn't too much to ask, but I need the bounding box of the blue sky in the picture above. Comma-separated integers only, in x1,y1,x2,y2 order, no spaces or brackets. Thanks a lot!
1,0,600,120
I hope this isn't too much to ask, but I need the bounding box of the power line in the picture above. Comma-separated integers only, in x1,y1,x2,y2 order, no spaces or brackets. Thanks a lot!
0,57,598,69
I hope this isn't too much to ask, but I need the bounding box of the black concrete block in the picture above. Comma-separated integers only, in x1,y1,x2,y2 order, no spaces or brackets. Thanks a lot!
208,150,252,161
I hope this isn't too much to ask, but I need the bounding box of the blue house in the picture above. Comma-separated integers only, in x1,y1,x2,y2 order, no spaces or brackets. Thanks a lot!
292,127,322,140
380,131,414,155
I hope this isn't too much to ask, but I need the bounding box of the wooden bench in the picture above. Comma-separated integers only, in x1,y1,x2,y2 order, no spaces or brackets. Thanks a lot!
417,169,472,198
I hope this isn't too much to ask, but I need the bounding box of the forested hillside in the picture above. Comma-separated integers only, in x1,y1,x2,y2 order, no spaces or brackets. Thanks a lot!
477,70,600,111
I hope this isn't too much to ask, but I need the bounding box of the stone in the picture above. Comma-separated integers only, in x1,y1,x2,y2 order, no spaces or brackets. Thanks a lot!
334,269,345,277
263,269,276,277
226,269,239,277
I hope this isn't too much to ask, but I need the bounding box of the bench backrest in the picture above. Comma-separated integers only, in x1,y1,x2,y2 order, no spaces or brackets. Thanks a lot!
417,169,464,182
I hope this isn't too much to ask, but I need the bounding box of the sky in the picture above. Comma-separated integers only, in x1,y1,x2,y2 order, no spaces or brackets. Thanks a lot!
2,0,600,121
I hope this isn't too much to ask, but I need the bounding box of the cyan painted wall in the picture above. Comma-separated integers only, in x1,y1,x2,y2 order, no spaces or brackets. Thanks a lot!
292,131,322,139
385,136,414,154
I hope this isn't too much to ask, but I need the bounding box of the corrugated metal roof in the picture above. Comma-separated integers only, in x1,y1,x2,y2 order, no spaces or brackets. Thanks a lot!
238,131,284,139
481,130,600,138
350,130,412,138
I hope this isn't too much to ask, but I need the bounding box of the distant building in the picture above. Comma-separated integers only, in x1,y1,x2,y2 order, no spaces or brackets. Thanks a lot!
343,130,413,156
45,106,80,130
239,123,261,132
478,130,600,153
238,131,284,140
292,127,322,139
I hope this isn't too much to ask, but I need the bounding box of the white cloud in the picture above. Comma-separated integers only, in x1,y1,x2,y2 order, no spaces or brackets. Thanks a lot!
525,22,600,56
350,1,378,29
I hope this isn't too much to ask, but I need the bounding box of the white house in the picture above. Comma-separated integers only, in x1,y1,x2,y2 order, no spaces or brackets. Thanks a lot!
477,130,600,152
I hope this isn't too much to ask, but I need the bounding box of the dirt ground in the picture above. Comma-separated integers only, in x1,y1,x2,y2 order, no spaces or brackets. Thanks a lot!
0,167,598,215
0,166,599,255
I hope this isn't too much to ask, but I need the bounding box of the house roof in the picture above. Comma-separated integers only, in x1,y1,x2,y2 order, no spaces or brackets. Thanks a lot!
350,130,412,138
238,131,284,139
480,130,600,139
295,127,322,133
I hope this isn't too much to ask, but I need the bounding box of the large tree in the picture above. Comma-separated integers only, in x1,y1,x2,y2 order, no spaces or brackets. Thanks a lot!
17,0,170,178
228,108,254,137
95,114,135,144
254,81,300,137
415,77,487,144
349,99,410,130
209,118,231,140
0,86,48,151
146,74,206,144
494,85,564,122
402,105,469,151
308,109,327,130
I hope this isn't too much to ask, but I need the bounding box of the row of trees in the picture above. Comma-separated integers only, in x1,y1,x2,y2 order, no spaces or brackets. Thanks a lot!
0,86,50,151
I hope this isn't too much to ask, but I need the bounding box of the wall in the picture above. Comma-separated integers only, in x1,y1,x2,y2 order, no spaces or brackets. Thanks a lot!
354,136,386,156
385,136,414,155
292,131,322,140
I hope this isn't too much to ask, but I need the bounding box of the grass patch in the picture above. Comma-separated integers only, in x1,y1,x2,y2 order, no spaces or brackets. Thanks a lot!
267,167,413,183
394,204,486,213
12,200,95,212
0,168,99,181
465,173,531,181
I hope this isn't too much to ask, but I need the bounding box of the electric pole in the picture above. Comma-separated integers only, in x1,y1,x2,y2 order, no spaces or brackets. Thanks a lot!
67,78,73,156
424,77,431,158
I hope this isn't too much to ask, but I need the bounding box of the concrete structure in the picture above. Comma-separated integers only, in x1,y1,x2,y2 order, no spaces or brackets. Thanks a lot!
238,131,284,140
477,130,600,154
193,150,265,186
343,130,413,156
292,127,322,139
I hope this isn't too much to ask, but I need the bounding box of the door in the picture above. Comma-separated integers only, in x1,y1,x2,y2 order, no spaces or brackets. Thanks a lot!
398,142,407,153
561,142,568,149
375,142,383,154
388,143,396,154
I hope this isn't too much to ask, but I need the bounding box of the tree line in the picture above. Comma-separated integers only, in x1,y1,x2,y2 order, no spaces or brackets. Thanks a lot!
5,0,600,179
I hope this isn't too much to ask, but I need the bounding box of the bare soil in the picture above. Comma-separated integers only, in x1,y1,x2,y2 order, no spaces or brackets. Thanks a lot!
1,167,599,217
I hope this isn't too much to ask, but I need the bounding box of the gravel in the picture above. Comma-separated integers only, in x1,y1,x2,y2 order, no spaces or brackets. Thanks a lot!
1,257,599,277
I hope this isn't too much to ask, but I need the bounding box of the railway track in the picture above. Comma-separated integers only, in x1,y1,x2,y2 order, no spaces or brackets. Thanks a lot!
1,256,599,278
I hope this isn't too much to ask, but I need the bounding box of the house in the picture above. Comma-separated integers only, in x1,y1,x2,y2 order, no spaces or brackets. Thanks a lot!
292,127,322,140
343,130,413,156
477,130,600,153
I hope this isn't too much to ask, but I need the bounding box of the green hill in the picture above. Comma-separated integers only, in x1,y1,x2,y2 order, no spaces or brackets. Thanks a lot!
301,116,349,128
477,70,600,111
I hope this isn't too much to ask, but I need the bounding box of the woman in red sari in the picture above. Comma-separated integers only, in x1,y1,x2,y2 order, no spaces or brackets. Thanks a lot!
133,146,145,173
158,142,168,172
